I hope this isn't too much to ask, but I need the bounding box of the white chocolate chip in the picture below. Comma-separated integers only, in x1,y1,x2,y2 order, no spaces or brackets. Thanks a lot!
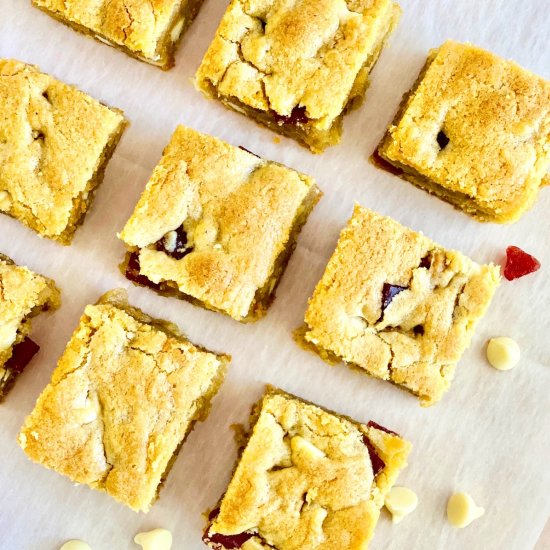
134,528,172,550
447,492,485,528
170,18,185,42
384,486,418,524
73,391,101,424
290,435,325,461
59,541,92,550
308,506,328,531
0,190,12,211
0,319,19,350
486,337,520,371
163,231,178,253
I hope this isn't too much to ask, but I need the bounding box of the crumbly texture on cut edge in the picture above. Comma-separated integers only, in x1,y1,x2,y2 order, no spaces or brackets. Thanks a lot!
303,205,500,406
195,0,401,152
119,125,321,321
32,0,203,69
204,387,411,550
0,59,127,244
0,254,60,399
18,288,229,512
377,40,550,223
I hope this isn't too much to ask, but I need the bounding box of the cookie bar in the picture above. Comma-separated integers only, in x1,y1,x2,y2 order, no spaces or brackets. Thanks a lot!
195,0,401,153
0,59,127,244
376,41,550,223
301,205,500,406
203,387,411,549
18,289,229,512
119,125,321,321
32,0,203,69
0,254,60,402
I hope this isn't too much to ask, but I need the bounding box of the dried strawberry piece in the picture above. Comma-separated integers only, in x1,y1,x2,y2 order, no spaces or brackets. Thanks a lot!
381,283,407,311
503,246,540,281
273,105,308,126
5,338,40,374
203,508,255,549
203,531,254,549
155,226,191,260
362,435,385,476
125,252,162,290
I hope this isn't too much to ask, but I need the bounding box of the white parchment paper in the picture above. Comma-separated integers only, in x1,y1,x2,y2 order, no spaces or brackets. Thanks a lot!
1,1,549,549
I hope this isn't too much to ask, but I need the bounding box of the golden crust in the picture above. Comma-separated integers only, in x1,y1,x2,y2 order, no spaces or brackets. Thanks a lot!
18,289,229,512
206,388,411,549
32,0,197,67
0,254,60,368
195,0,400,152
378,41,550,223
0,59,127,243
303,205,500,406
119,125,321,321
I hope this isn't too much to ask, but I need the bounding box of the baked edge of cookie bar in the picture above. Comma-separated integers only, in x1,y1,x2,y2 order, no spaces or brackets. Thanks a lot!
203,385,412,548
18,288,229,512
31,0,205,70
0,253,60,402
374,43,550,223
194,1,401,153
297,206,500,406
120,174,322,322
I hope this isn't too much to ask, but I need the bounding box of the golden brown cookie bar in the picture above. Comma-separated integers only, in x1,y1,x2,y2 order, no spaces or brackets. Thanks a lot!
32,0,203,69
18,289,229,512
376,41,550,223
0,59,127,244
203,387,411,550
119,125,321,322
195,0,401,153
0,254,60,402
301,205,500,406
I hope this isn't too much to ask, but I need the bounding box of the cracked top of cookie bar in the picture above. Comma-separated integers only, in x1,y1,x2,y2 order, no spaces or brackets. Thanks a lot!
196,0,400,129
32,0,180,60
0,59,125,242
304,205,500,405
119,125,319,320
379,41,550,222
209,388,411,549
18,289,228,512
0,254,60,367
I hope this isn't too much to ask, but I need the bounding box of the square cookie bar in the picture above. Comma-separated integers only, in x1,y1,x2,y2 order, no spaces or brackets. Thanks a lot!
203,388,411,550
0,254,60,402
0,59,127,244
119,125,321,321
195,0,401,153
32,0,203,69
302,205,500,406
376,41,550,223
18,289,229,512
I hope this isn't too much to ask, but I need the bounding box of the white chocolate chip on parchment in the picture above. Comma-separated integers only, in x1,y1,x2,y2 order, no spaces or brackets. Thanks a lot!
134,528,172,550
486,337,520,371
447,492,485,528
384,486,418,524
59,541,92,550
